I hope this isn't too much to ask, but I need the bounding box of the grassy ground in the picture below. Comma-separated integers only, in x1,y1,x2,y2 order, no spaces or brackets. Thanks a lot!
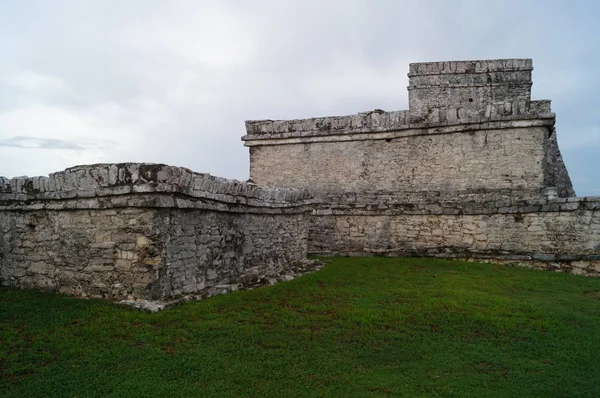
1,257,600,397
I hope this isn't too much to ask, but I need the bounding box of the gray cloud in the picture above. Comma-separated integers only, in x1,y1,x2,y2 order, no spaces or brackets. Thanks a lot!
0,136,84,150
0,0,598,194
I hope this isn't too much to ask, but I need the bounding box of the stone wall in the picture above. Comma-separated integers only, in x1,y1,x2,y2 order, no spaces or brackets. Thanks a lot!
309,196,600,276
0,163,311,300
243,94,568,198
247,126,549,196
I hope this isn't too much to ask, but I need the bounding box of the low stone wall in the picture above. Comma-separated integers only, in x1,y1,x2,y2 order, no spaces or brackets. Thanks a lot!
0,163,312,300
309,196,600,276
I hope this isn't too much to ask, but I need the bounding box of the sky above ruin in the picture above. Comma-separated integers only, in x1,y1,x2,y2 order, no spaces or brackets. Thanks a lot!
0,0,598,195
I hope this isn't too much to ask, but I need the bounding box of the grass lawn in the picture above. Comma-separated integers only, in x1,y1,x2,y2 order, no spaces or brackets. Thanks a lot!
1,257,600,397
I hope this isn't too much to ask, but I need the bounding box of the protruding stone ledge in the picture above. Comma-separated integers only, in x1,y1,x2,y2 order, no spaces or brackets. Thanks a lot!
407,81,533,90
311,193,600,216
242,100,554,144
0,163,312,211
407,59,533,76
0,193,314,214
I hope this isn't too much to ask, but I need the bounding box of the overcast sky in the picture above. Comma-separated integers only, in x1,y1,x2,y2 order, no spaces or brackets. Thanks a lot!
1,0,598,195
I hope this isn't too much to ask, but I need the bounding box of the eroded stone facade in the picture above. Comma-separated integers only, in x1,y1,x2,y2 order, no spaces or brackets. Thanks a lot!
310,199,600,276
248,127,549,195
243,58,598,275
0,163,311,299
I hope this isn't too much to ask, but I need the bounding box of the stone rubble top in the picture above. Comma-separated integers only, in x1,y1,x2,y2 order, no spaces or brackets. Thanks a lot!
0,163,311,206
408,59,533,76
243,100,553,139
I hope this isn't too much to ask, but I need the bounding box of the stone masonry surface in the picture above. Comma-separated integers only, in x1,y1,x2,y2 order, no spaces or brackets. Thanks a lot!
408,59,534,119
0,163,312,300
247,127,549,195
242,58,595,275
310,198,600,276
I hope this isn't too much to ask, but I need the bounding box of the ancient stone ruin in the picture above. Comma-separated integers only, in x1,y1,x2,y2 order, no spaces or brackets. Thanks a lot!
0,164,312,300
1,58,599,302
243,59,599,273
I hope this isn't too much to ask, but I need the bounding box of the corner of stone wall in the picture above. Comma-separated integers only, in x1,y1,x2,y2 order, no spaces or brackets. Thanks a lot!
0,163,314,301
545,128,576,197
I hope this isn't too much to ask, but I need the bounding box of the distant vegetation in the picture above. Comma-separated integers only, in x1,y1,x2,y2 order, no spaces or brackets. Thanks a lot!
2,257,600,397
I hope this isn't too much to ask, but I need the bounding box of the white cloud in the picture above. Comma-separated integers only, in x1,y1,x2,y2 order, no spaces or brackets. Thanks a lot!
123,5,256,71
9,71,73,98
0,104,134,145
0,146,105,178
298,59,410,113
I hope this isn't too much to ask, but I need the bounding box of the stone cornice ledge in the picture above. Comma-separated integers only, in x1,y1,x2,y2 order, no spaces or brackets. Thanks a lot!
0,193,314,214
242,100,554,146
312,196,600,216
243,117,554,146
0,163,312,211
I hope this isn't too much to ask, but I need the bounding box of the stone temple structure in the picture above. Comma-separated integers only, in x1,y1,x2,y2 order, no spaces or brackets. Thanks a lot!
1,58,599,301
243,59,599,271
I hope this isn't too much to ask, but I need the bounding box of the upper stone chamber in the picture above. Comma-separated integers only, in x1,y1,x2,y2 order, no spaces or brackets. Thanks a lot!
408,59,533,120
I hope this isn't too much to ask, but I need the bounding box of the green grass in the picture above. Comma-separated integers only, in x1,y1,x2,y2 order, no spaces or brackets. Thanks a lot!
2,257,600,397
